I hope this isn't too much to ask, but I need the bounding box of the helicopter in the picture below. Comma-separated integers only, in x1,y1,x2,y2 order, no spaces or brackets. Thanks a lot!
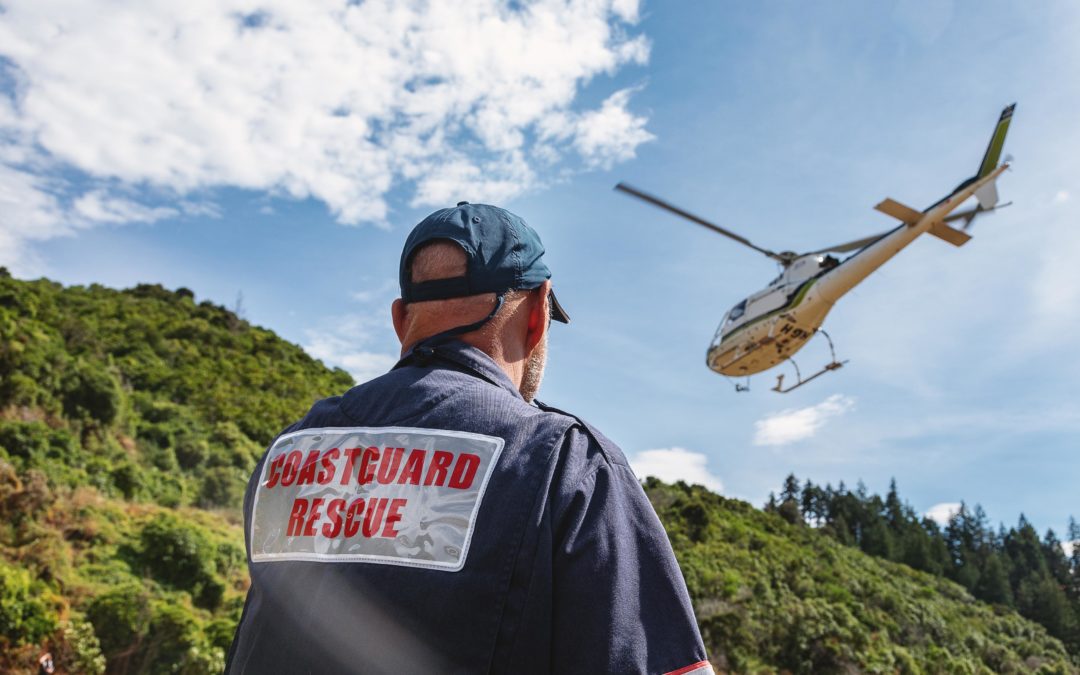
617,103,1015,393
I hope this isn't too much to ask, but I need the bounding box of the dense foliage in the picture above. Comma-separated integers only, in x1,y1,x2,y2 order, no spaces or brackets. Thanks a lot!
648,479,1077,673
1,271,1075,673
0,270,352,672
763,475,1080,656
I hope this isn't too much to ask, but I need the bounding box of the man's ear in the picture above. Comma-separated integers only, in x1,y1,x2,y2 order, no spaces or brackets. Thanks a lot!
525,280,550,352
392,298,408,344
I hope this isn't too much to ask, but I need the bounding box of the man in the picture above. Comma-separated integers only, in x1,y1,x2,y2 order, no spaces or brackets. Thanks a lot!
226,202,711,674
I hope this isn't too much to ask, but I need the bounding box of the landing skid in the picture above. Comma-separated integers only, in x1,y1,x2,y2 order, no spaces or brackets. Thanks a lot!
725,376,752,393
772,330,848,394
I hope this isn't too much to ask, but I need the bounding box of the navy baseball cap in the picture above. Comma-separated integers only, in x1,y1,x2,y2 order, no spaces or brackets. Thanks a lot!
399,202,570,323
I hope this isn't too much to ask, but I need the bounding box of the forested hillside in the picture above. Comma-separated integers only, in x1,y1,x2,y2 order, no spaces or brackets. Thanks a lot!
0,272,1076,673
0,271,352,672
763,476,1080,656
649,480,1077,673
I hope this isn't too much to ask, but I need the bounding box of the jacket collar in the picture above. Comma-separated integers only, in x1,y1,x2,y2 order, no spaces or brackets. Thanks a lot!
394,336,523,400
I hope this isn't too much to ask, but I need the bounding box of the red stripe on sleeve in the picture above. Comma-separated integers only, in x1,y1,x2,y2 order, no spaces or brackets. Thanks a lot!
663,660,714,675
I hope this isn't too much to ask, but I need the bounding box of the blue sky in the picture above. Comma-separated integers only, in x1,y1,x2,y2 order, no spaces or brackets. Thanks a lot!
2,1,1078,541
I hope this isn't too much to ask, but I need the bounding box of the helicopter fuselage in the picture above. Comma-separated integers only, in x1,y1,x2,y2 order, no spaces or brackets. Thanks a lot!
706,164,1007,377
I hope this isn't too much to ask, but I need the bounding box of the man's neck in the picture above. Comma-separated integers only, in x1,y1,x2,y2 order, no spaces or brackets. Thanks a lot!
404,332,525,394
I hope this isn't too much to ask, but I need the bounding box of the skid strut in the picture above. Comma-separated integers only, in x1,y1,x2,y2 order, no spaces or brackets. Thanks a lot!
723,375,752,392
772,329,848,393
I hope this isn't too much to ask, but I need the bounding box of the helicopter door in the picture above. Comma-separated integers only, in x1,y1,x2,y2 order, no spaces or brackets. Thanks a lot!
747,287,788,317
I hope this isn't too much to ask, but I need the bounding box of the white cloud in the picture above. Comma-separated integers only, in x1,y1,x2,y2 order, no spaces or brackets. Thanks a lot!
71,191,178,224
0,162,68,274
306,332,398,384
0,0,652,267
350,279,398,304
1028,195,1080,332
1064,540,1077,559
628,447,723,492
925,502,961,527
304,283,401,384
303,316,398,385
753,394,855,446
541,88,653,169
924,501,967,527
178,200,223,219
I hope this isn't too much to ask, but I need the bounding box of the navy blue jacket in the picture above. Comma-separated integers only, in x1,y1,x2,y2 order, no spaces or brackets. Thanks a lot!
226,338,710,674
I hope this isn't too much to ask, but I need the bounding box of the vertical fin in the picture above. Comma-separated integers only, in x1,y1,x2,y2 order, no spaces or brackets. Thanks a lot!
975,103,1015,179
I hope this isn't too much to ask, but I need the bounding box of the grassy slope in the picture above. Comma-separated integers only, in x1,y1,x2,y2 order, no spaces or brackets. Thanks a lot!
0,272,1074,673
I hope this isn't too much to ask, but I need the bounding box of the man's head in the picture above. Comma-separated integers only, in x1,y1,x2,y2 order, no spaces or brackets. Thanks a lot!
391,203,567,401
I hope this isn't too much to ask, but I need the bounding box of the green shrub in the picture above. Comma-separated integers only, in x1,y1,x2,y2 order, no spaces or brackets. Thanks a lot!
62,360,123,425
60,617,106,675
110,460,144,499
86,582,151,657
198,466,245,509
175,432,210,469
0,421,51,462
0,560,58,646
138,513,223,609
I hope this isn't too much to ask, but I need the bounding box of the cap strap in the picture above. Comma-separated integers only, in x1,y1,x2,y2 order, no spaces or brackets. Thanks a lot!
404,277,472,303
410,293,505,345
439,292,505,338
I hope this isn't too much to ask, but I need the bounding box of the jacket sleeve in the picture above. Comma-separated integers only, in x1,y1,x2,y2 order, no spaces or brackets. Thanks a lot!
550,430,712,675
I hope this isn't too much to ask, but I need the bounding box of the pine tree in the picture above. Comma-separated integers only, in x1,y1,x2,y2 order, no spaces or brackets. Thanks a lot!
780,474,801,504
885,478,904,532
1068,516,1080,602
828,513,854,546
973,505,991,550
944,503,969,571
1043,528,1071,589
1005,515,1049,587
975,554,1013,606
901,527,943,576
801,479,818,526
1016,574,1076,646
861,518,894,560
778,474,802,525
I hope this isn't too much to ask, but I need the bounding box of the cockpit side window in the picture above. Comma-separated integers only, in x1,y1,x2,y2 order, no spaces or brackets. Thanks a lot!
727,299,747,323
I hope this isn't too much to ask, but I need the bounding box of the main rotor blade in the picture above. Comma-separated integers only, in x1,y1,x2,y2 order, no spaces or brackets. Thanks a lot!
807,230,892,255
943,201,1011,227
614,182,786,263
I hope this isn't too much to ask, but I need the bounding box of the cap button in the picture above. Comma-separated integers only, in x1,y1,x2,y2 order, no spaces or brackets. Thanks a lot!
456,201,469,206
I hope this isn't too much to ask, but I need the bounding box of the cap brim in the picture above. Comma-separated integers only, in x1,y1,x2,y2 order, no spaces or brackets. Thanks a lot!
548,289,570,324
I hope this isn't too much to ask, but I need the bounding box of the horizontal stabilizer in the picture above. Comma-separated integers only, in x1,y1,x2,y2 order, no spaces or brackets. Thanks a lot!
874,198,923,224
928,221,972,247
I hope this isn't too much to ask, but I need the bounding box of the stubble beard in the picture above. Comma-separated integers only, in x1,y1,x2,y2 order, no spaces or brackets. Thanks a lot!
519,334,548,403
